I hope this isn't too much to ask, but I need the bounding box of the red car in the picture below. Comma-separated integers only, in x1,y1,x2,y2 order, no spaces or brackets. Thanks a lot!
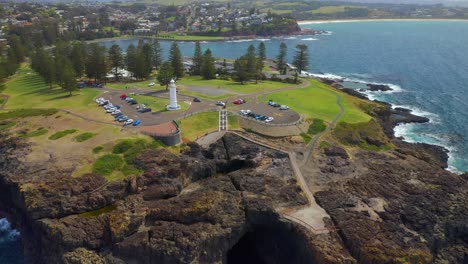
120,94,127,99
233,99,246,105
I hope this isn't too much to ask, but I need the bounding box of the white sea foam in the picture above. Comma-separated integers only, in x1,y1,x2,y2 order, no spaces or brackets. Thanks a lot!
283,36,298,40
301,37,318,41
226,39,255,43
256,38,271,41
391,104,441,123
0,218,20,241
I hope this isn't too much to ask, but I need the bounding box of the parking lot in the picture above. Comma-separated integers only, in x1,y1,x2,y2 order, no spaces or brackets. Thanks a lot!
97,88,301,128
229,99,301,125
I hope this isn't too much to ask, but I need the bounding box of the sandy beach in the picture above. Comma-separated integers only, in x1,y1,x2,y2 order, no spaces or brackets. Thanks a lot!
298,18,468,25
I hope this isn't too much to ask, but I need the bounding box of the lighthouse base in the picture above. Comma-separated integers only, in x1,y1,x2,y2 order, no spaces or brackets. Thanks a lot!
166,104,181,111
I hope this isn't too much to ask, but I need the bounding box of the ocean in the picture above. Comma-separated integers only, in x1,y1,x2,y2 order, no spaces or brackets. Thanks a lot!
102,20,468,173
2,19,468,263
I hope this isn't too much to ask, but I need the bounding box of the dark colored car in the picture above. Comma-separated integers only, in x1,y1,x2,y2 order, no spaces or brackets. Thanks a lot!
272,103,281,107
193,97,201,102
128,100,138,105
138,108,151,113
133,120,141,126
247,112,256,118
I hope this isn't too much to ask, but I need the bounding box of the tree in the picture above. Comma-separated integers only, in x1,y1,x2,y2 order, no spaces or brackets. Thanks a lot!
60,60,77,96
293,44,309,73
192,41,203,75
233,56,250,84
85,43,108,82
140,43,154,76
169,42,184,78
70,42,87,77
125,44,137,78
201,49,215,80
108,44,124,81
276,42,287,75
258,41,266,62
152,39,163,70
157,61,174,89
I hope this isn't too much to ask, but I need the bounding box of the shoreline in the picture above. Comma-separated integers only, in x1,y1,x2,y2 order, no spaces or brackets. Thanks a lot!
298,18,468,25
311,74,462,173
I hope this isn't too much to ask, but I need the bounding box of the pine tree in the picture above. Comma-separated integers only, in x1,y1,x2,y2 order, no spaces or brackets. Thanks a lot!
108,44,124,81
70,42,87,78
125,44,137,78
86,44,108,82
233,56,249,84
258,41,266,62
201,49,215,80
169,42,184,78
276,42,287,75
192,41,203,75
140,43,154,76
157,61,174,89
293,44,309,73
152,39,163,70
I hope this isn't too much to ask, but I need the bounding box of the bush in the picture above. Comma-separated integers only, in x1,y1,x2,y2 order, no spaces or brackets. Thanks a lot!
333,119,391,151
308,119,327,135
20,127,48,138
92,146,103,154
48,129,77,140
123,140,148,164
112,140,134,154
300,133,312,144
74,132,96,142
92,154,124,175
0,109,57,121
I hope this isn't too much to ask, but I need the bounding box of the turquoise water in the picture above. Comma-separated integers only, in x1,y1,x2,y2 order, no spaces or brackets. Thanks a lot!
104,21,468,173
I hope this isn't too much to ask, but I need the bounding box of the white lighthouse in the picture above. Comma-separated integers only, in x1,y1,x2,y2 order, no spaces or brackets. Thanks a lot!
166,79,181,111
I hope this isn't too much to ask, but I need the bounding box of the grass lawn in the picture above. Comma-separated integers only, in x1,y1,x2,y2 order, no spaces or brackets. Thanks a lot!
151,34,224,41
178,76,290,94
258,79,371,124
3,65,101,112
311,5,355,14
105,80,165,91
179,89,235,100
131,94,190,113
179,112,239,141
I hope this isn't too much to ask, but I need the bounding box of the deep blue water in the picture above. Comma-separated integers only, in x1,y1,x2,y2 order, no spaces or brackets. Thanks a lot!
0,218,23,264
103,21,468,173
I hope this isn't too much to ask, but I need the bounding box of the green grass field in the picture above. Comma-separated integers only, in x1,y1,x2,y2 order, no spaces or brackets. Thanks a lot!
179,89,235,100
311,6,355,14
179,112,239,141
131,94,190,113
105,80,165,91
178,76,290,94
151,34,224,41
3,65,100,111
259,79,371,124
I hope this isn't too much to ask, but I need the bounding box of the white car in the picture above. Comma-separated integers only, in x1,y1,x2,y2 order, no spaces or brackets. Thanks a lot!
124,119,134,126
279,105,289,110
95,98,105,104
265,117,274,122
148,82,155,86
111,110,121,115
106,107,117,113
216,101,226,106
239,109,251,115
124,97,133,101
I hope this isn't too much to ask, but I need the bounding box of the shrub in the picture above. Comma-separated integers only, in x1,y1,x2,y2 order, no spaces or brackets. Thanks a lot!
308,119,327,135
92,154,124,175
48,129,77,140
92,146,103,154
112,140,134,154
20,127,48,138
333,119,391,151
74,132,96,142
122,164,142,176
0,109,57,121
300,133,312,144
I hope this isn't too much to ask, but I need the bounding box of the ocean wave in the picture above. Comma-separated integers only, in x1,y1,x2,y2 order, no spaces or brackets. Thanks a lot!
0,218,20,242
391,104,441,123
283,36,297,40
301,37,318,41
226,39,255,43
256,38,271,41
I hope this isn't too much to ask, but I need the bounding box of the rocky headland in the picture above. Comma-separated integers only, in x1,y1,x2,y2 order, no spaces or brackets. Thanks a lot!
0,82,467,263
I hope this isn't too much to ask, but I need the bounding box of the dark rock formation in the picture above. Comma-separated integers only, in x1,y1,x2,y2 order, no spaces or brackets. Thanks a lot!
366,83,392,91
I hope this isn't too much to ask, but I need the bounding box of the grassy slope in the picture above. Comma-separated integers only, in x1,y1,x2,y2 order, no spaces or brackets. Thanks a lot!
105,80,165,91
178,76,290,94
3,65,100,112
311,6,355,14
258,79,371,124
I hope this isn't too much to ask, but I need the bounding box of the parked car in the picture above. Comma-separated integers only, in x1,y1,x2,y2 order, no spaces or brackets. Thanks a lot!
148,82,155,86
216,101,226,106
99,100,110,106
279,105,289,110
193,97,201,102
265,117,274,122
272,103,281,107
124,97,133,101
124,119,134,126
247,112,256,118
239,109,251,115
117,116,129,122
114,114,124,120
128,100,138,105
268,100,275,106
120,94,127,99
138,108,151,113
233,99,246,105
106,107,117,113
133,120,141,126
